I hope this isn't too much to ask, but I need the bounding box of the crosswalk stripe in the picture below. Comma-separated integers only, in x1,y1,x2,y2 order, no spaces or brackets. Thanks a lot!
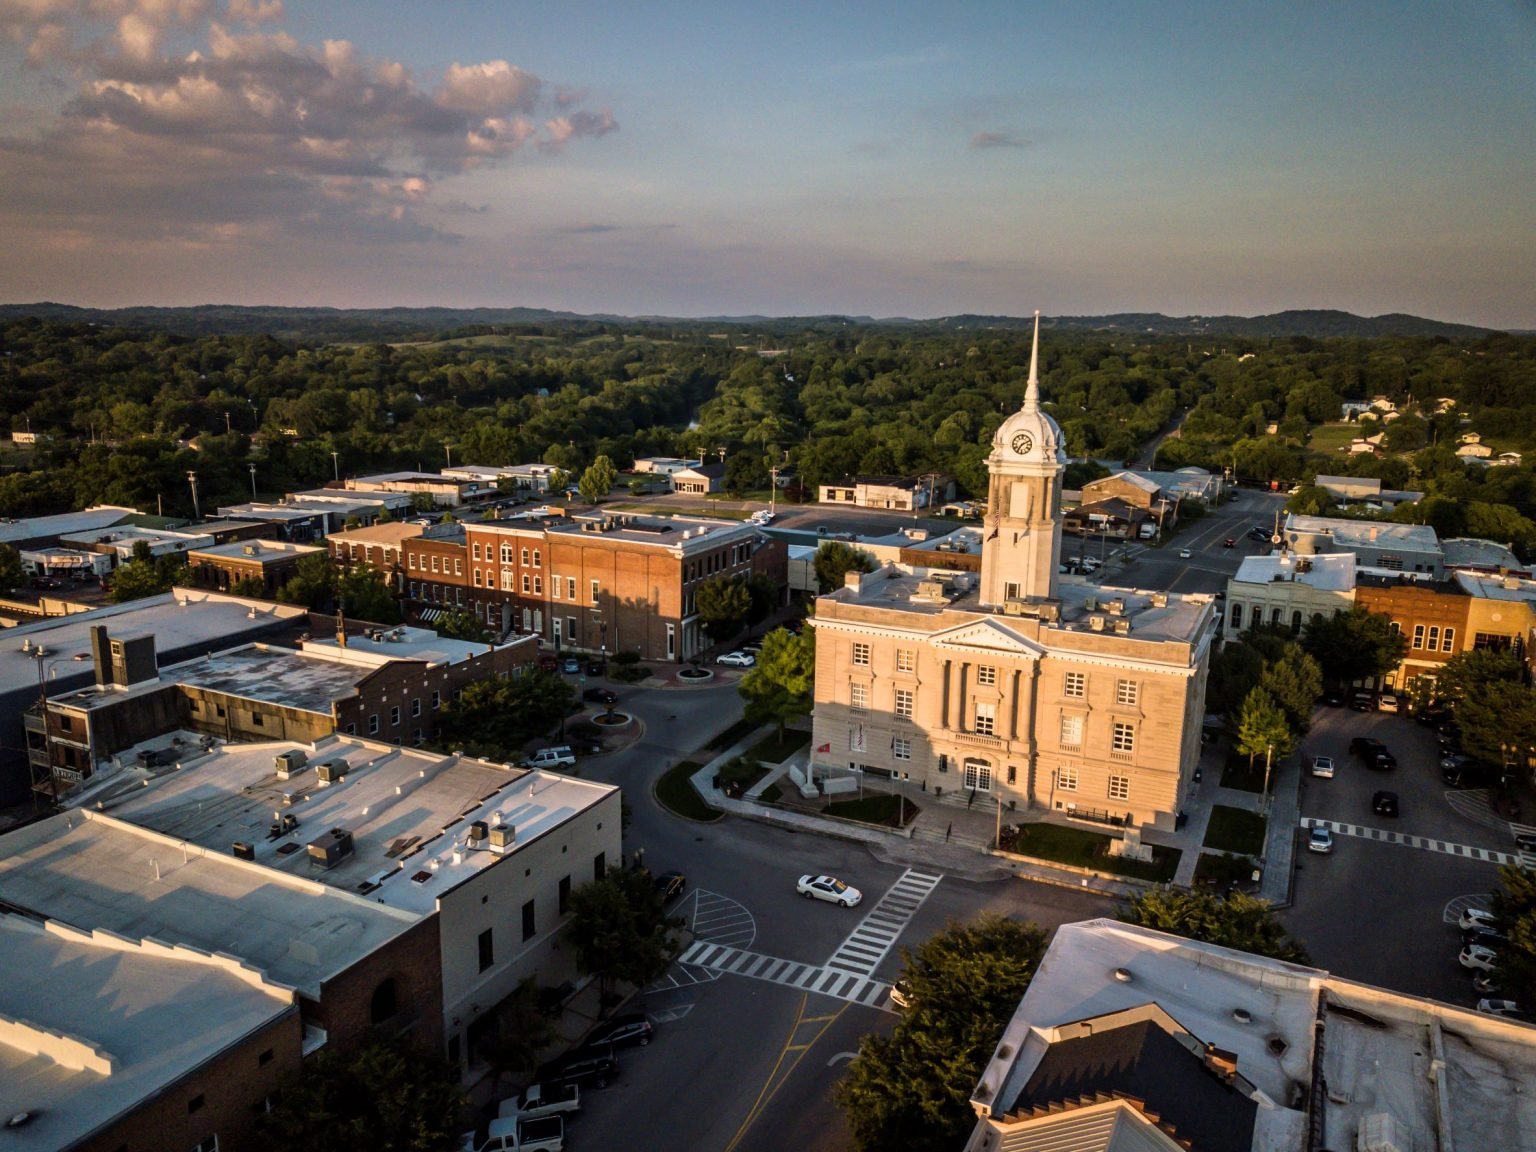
1302,817,1523,864
676,942,896,1009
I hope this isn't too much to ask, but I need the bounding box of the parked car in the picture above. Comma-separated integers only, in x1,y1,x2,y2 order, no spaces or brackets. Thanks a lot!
498,1083,581,1121
1460,908,1501,933
1372,790,1399,817
797,874,863,907
1460,944,1499,972
1516,831,1536,853
1478,999,1523,1019
652,869,686,902
1178,548,1193,559
1377,692,1400,713
889,980,913,1009
1350,690,1376,712
1350,737,1395,770
581,1013,654,1050
716,651,756,668
1463,926,1509,950
583,687,618,705
538,655,559,672
1311,755,1335,778
540,1045,618,1089
586,659,606,675
524,745,577,769
1223,537,1236,548
1307,827,1334,854
1474,972,1503,995
561,657,580,674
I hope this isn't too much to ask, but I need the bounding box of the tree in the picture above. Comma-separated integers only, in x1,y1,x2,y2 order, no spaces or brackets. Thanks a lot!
1431,649,1536,771
744,571,779,625
1301,605,1406,687
578,454,617,504
435,607,491,644
0,543,24,593
696,574,751,642
834,915,1047,1152
258,1040,464,1152
1258,645,1323,734
1285,484,1336,516
1234,685,1293,771
338,561,402,624
738,628,815,737
229,575,267,598
473,977,555,1090
435,670,574,761
813,539,877,593
109,544,189,603
1491,865,1536,1011
1118,887,1309,963
278,551,337,609
566,867,680,1003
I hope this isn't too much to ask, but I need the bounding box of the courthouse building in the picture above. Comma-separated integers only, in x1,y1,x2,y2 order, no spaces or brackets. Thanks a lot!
809,317,1216,832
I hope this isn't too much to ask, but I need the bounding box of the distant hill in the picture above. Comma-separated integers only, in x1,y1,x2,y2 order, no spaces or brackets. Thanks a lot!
0,302,1500,343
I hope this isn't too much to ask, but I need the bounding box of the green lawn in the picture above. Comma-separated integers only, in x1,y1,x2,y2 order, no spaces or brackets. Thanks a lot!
745,729,811,764
1003,821,1180,883
1220,753,1273,793
1203,805,1268,855
1306,422,1360,456
1194,850,1261,889
822,794,917,828
654,760,722,822
706,718,758,751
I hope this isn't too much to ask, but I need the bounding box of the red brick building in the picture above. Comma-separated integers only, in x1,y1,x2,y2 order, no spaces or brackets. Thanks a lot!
1354,575,1472,693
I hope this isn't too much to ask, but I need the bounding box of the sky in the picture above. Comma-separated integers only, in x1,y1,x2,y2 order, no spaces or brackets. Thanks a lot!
0,1,1533,328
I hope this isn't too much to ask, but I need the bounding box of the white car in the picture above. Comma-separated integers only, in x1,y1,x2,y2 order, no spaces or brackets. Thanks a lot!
797,874,862,907
1460,908,1501,932
1178,548,1193,559
1377,692,1400,713
1311,755,1335,779
1307,827,1334,854
1460,944,1499,972
1478,999,1522,1019
716,651,756,668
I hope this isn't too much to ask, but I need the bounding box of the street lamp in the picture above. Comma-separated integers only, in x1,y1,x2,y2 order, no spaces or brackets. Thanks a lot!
1262,742,1275,815
186,471,200,520
444,442,454,468
249,463,258,499
331,451,340,482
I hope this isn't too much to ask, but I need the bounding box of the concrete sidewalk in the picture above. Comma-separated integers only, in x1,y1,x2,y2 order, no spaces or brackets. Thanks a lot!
687,726,1306,904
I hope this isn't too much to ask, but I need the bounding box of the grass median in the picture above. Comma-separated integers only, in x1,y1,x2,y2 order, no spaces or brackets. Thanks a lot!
655,760,722,822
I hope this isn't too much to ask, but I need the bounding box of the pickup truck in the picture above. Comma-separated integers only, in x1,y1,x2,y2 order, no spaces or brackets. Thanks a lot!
498,1083,580,1121
473,1114,564,1152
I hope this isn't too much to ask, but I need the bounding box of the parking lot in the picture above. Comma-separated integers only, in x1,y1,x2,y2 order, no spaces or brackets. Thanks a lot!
1282,704,1517,1008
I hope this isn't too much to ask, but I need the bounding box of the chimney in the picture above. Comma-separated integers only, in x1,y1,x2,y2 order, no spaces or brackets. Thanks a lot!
90,625,113,688
336,608,347,648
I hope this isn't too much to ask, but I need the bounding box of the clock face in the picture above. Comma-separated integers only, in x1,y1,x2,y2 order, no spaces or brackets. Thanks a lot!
1011,432,1033,455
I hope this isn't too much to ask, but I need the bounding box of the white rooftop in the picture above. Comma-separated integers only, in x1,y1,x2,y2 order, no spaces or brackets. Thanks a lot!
1284,514,1440,552
83,735,618,916
188,538,322,562
1232,551,1356,591
0,808,420,997
0,913,295,1152
971,920,1536,1152
0,506,138,546
302,623,512,667
1454,570,1536,602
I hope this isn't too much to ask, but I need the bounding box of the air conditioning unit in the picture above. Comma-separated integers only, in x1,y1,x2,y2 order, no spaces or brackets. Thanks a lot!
1089,615,1106,632
1084,596,1099,612
231,841,255,861
1105,598,1127,616
467,819,489,845
307,828,355,869
315,758,348,785
1150,591,1168,608
274,750,308,779
1113,618,1131,635
1002,598,1027,616
488,825,517,854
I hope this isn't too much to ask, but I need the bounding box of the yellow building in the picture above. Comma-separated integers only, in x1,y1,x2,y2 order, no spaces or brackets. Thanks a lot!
808,316,1216,833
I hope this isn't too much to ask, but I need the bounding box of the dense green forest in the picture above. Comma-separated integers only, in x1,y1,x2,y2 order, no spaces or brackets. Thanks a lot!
2,314,1535,547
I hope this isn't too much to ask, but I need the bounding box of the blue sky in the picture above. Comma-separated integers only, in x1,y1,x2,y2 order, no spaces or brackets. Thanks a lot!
1,1,1532,327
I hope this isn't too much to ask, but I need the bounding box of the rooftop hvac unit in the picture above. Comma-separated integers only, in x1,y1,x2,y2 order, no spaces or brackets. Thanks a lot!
1150,592,1168,608
315,758,348,785
1105,598,1127,616
1002,598,1027,616
307,828,355,869
1085,596,1099,612
242,543,260,556
467,819,490,844
1113,618,1131,635
1037,602,1061,623
1088,615,1107,632
488,825,517,854
274,750,309,779
231,841,255,861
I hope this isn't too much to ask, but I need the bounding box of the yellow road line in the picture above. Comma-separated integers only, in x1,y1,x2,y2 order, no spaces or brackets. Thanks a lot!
722,994,849,1152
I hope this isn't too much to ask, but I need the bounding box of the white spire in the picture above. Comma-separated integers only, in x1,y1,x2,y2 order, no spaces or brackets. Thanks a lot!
1022,310,1041,412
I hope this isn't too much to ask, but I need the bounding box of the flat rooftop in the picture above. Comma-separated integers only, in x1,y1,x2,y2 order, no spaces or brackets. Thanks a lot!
86,735,619,916
488,513,764,550
169,643,369,714
1284,514,1441,552
821,566,1213,647
0,590,308,697
1232,551,1356,592
971,920,1536,1152
1454,570,1536,603
303,624,519,667
0,809,420,996
1442,537,1525,572
188,539,323,562
0,505,137,546
0,913,295,1152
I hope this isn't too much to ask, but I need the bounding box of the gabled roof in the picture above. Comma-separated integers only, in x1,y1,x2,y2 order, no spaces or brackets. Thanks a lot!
931,617,1046,658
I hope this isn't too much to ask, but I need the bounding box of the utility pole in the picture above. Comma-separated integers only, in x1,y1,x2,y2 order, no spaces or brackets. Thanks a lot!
249,463,258,499
331,451,340,482
444,442,454,469
224,411,232,435
187,471,200,520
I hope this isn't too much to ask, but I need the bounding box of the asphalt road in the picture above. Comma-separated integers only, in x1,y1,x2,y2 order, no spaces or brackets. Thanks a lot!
566,677,1114,1152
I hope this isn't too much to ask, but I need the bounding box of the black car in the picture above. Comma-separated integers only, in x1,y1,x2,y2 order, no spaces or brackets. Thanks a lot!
1516,831,1536,853
540,1045,618,1089
583,687,619,706
1246,526,1269,542
653,869,686,902
1464,926,1510,949
581,1013,654,1050
586,659,606,675
1349,691,1376,712
1372,790,1400,817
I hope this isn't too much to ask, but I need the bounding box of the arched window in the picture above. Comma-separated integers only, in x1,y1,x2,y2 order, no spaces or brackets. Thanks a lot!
370,978,397,1025
1230,603,1244,630
1291,610,1302,634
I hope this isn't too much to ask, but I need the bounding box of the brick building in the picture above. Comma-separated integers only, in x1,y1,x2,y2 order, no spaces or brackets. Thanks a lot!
1355,575,1470,693
187,538,323,596
808,318,1216,833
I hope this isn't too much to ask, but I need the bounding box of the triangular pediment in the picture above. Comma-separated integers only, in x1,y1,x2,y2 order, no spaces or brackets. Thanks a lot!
931,617,1045,659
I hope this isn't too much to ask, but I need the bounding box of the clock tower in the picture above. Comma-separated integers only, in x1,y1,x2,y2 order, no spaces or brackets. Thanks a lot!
979,312,1065,607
